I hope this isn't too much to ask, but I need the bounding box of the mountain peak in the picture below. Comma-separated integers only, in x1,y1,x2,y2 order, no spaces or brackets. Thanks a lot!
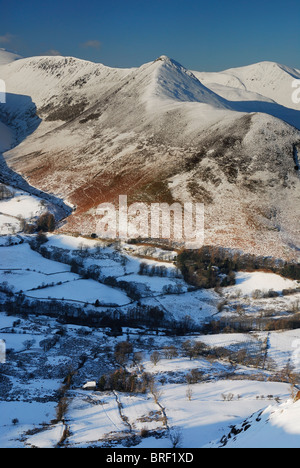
154,55,190,72
154,55,171,62
147,55,228,108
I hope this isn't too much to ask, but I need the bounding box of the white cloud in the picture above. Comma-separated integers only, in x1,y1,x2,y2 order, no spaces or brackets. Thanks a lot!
81,40,101,49
0,33,15,44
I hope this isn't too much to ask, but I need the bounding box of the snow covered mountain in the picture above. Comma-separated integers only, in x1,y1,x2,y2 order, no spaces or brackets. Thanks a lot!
193,61,300,129
0,48,22,66
0,52,299,259
194,61,300,111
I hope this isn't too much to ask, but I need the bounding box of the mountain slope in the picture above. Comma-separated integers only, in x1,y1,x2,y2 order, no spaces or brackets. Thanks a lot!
0,121,13,152
0,55,299,259
0,54,133,143
209,398,300,448
0,49,22,66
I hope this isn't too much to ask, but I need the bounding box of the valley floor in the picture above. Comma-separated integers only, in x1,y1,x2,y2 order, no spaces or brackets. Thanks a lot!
0,233,300,448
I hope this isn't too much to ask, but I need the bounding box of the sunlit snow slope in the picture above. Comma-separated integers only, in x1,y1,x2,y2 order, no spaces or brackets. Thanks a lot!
210,398,300,448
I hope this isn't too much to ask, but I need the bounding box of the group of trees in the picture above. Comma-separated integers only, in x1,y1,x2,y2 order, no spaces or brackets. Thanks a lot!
97,368,153,394
177,245,300,288
97,340,153,394
138,262,182,279
3,282,300,335
36,212,56,232
0,287,180,336
0,184,14,200
21,212,56,235
177,247,236,289
181,340,207,361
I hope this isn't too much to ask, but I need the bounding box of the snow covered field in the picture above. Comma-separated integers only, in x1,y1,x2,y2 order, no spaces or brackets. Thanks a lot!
0,243,72,273
0,309,299,448
159,380,291,448
0,191,44,219
27,279,131,306
0,401,58,448
0,238,218,321
0,185,53,235
60,380,291,449
229,271,298,296
0,234,300,448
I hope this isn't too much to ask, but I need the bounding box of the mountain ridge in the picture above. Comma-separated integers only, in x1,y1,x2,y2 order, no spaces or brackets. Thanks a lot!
0,52,299,260
193,60,300,112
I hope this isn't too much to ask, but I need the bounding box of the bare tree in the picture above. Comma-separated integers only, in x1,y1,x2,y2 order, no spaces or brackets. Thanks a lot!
149,382,164,404
186,386,193,401
163,346,178,360
150,351,161,367
169,427,183,448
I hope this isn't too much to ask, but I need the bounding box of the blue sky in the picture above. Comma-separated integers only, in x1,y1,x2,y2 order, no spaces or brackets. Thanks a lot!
1,0,299,71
